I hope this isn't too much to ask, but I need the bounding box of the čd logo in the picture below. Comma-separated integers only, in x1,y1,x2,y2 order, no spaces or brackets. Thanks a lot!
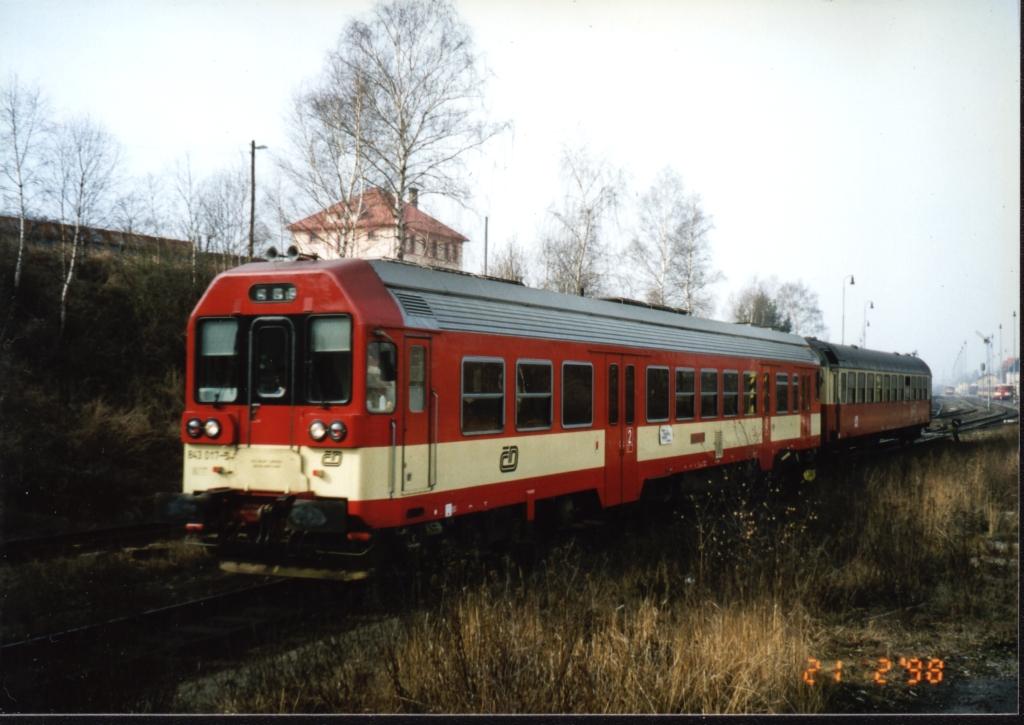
499,445,519,473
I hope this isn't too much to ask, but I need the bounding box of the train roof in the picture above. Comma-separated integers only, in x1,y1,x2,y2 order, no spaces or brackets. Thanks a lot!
805,338,931,375
367,259,819,365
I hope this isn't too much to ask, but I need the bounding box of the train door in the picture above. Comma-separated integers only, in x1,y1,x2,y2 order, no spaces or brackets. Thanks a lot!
603,354,639,507
245,316,296,448
401,337,434,493
798,371,810,439
759,364,777,469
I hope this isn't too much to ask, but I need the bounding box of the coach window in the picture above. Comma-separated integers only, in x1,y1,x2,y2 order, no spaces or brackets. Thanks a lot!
366,341,397,413
676,368,696,420
700,369,719,419
723,371,739,416
792,374,800,412
776,373,789,414
866,373,874,403
516,361,552,430
197,318,241,404
461,358,504,434
801,374,810,412
763,372,772,416
625,366,635,425
839,372,847,404
904,375,911,401
562,362,593,427
875,374,883,403
847,372,856,405
857,372,866,403
743,371,757,415
608,364,619,425
646,366,670,422
307,316,352,405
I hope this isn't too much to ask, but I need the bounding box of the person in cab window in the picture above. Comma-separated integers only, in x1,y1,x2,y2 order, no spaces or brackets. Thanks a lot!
366,343,396,413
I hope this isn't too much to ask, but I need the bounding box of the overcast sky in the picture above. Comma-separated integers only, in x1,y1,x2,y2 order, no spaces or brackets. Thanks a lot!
0,0,1018,384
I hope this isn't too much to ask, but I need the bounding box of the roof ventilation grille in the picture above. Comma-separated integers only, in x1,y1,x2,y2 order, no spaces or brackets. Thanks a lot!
394,291,434,318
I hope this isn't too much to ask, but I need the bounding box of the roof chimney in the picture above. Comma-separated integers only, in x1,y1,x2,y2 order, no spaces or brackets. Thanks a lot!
408,186,419,208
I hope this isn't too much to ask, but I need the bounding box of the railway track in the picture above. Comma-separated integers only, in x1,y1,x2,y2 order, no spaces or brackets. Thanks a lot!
0,577,347,712
0,522,180,565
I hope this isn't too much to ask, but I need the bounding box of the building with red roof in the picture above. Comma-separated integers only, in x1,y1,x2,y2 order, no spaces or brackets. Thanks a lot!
287,187,468,270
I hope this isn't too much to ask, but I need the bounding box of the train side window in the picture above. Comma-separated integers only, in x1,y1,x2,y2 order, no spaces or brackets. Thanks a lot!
792,374,800,412
197,318,241,403
625,366,635,425
802,374,810,411
904,375,911,401
866,373,875,403
408,345,426,413
516,360,552,430
776,373,789,414
847,372,856,404
608,364,619,425
840,372,847,404
700,369,719,418
461,358,504,434
763,372,772,415
366,341,397,413
562,362,593,428
886,374,892,402
858,372,866,403
646,366,670,422
743,371,757,415
676,368,696,419
876,374,883,403
723,371,739,416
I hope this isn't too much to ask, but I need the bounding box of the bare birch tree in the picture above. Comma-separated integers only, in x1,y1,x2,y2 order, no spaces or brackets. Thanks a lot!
172,156,203,286
0,76,49,289
314,0,503,259
730,278,791,332
540,145,621,296
200,165,250,263
490,238,528,283
627,168,721,314
281,74,369,257
775,280,827,337
49,117,118,333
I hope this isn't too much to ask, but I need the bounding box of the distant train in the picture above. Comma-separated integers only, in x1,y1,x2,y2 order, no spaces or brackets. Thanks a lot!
162,258,931,575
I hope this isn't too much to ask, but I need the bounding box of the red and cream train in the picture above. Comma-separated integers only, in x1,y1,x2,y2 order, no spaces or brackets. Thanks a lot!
163,258,931,570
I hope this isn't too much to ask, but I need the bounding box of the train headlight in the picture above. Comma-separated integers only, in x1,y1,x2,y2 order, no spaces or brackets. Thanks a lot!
309,420,327,441
204,419,221,439
328,421,347,441
186,418,203,438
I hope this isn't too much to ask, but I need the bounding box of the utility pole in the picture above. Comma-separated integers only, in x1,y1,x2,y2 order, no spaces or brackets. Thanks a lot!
841,274,854,344
249,140,268,261
483,216,489,276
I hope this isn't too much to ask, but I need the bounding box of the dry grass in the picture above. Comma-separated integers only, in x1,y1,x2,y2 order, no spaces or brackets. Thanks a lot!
171,426,1023,714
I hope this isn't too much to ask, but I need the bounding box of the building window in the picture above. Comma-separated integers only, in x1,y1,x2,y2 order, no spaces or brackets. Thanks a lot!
700,369,719,419
675,368,695,420
516,360,552,430
462,358,504,434
562,362,593,427
723,371,739,416
646,366,669,422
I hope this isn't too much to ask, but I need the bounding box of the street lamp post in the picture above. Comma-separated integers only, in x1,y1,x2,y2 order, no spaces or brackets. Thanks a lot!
249,140,268,261
841,274,855,344
861,300,874,347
